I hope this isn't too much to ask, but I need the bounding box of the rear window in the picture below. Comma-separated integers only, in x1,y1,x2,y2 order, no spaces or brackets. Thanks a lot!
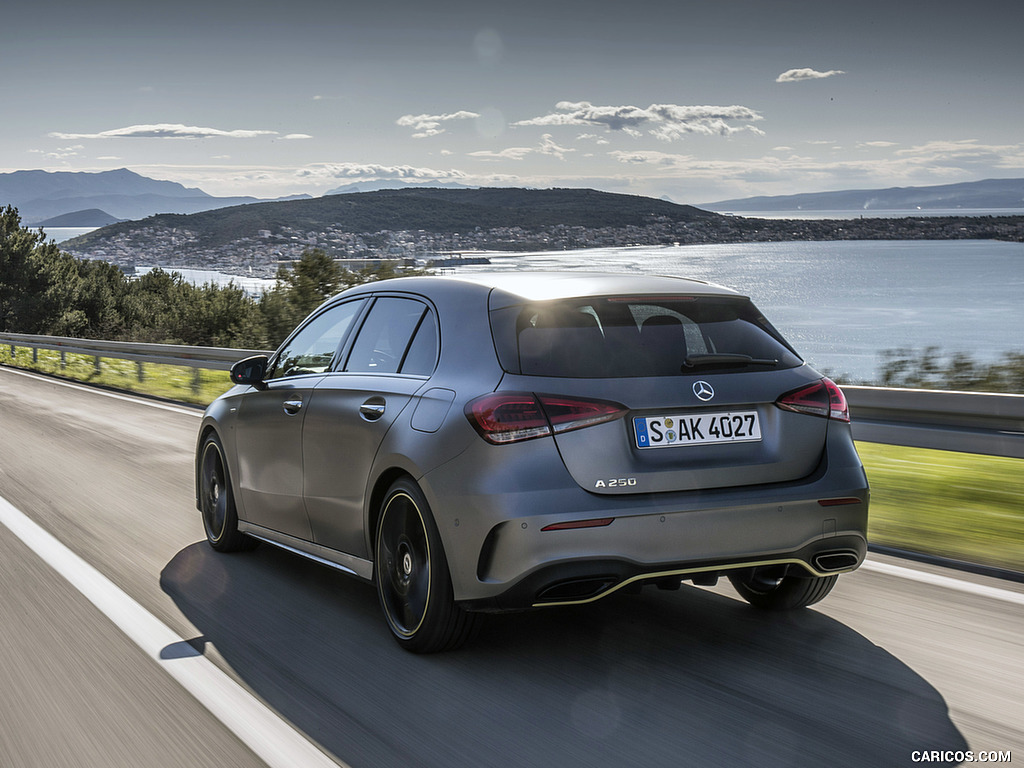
490,296,802,378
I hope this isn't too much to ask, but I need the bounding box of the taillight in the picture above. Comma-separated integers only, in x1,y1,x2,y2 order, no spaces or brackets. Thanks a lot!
775,377,850,422
466,393,627,444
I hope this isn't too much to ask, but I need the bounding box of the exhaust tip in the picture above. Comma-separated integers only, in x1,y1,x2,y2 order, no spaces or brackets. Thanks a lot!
536,577,618,603
813,550,860,572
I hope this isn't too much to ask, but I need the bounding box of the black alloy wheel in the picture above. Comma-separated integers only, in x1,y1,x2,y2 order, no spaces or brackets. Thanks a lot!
375,479,479,653
199,434,255,553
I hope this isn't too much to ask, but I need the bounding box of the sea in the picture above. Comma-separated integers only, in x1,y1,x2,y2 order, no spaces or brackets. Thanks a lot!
447,239,1024,382
43,218,1024,383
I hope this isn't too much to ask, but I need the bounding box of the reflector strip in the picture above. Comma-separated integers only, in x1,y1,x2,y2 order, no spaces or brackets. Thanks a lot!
818,497,862,506
541,518,615,531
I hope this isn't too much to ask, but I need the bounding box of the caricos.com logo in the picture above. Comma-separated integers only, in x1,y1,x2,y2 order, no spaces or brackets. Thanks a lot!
911,751,1011,763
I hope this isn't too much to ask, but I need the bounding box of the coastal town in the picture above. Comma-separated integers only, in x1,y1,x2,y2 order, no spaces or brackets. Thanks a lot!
63,213,1024,280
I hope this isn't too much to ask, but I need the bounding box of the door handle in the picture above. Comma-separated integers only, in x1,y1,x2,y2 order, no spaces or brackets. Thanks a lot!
283,398,303,415
360,397,386,421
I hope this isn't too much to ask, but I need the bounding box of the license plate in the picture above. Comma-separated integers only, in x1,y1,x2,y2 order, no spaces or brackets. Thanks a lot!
634,411,761,449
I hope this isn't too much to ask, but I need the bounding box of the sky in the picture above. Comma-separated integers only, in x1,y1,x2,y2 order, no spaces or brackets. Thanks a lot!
3,0,1023,205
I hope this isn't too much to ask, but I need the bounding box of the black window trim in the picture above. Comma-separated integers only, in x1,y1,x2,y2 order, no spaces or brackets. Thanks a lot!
267,297,370,380
332,292,440,378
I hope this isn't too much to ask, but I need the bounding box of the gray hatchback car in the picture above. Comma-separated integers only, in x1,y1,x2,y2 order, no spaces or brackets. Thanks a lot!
196,272,868,652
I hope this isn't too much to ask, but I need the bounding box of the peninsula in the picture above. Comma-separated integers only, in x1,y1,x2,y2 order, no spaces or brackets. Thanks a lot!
60,187,1024,279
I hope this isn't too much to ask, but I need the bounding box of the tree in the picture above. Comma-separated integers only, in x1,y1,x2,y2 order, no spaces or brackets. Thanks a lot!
1,213,427,355
0,206,64,332
259,249,346,346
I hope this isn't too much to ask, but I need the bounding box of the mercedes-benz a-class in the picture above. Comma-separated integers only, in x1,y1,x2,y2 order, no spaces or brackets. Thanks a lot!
196,273,868,652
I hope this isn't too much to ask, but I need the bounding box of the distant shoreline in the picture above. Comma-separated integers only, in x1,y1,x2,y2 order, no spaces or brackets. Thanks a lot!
713,208,1024,220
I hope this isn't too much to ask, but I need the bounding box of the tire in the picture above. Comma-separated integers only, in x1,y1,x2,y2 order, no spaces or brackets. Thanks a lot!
198,433,256,553
374,479,479,653
728,565,838,610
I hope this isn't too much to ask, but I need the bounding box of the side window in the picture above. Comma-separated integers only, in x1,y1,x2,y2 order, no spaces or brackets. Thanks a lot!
399,309,438,376
269,300,364,380
345,298,429,374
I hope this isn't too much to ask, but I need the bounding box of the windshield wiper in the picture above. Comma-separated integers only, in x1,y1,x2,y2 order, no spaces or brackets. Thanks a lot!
681,353,779,371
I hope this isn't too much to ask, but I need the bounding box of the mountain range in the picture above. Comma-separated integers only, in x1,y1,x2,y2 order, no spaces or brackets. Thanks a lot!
702,178,1024,212
0,168,310,225
5,169,1024,229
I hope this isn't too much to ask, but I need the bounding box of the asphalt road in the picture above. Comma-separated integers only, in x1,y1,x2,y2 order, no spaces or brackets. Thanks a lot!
0,365,1021,768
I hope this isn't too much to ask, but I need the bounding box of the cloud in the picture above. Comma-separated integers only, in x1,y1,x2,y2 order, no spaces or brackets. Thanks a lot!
776,68,846,83
396,110,481,138
29,145,83,159
469,146,534,161
295,163,470,181
895,139,1024,169
608,139,1024,189
609,150,697,168
514,101,764,140
49,123,277,140
538,134,574,159
469,134,575,161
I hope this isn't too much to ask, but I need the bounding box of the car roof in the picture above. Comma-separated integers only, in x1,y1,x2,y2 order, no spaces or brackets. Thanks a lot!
341,271,745,306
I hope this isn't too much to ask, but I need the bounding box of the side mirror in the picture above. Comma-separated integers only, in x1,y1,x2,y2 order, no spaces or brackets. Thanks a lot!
230,355,269,388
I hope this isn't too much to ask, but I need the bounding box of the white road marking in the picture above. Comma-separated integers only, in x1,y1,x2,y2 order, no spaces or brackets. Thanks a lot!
0,494,344,768
0,365,204,417
862,558,1024,606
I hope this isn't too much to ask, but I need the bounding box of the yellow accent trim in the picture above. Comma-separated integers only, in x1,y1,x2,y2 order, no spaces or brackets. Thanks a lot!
531,556,855,608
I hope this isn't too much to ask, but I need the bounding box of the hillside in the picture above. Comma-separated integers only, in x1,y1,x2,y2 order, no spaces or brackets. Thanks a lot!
36,208,122,227
67,187,721,250
702,178,1024,212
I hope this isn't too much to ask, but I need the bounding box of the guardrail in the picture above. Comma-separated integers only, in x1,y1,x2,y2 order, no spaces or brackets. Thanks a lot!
0,332,266,370
845,386,1024,459
0,331,266,394
1,332,1022,458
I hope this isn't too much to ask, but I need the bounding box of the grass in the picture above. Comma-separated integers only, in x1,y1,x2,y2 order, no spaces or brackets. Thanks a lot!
2,344,1021,574
0,345,235,406
856,442,1024,574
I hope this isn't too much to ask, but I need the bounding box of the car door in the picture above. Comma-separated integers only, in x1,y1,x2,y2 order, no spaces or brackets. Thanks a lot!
302,296,438,558
232,298,366,539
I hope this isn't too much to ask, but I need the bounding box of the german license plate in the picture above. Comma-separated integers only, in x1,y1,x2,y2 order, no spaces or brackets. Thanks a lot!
633,411,761,449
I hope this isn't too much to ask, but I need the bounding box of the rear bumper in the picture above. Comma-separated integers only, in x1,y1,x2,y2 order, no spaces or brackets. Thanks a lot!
419,422,869,611
464,534,867,612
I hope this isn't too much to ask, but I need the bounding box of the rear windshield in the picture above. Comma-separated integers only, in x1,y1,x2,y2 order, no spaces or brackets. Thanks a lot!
490,295,803,378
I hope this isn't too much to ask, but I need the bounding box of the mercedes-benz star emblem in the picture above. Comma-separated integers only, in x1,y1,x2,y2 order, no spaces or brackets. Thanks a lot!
693,381,715,401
